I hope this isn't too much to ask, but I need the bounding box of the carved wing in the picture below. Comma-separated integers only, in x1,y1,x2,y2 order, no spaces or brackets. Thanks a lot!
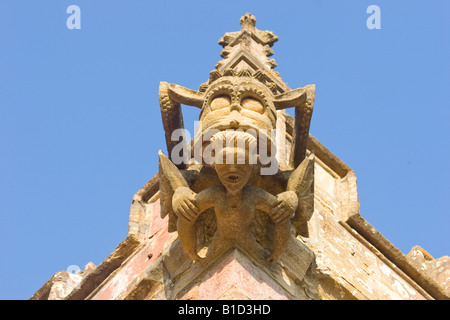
158,150,190,232
287,152,315,237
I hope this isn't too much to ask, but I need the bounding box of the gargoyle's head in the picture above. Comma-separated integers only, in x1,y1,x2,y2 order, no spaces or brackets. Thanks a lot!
160,72,313,168
194,76,277,153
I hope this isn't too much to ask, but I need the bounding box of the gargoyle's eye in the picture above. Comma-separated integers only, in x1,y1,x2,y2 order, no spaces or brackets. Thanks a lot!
210,95,231,110
241,97,264,114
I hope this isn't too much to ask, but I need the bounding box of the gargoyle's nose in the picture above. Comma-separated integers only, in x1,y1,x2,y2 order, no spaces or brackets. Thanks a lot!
229,107,242,129
229,103,242,112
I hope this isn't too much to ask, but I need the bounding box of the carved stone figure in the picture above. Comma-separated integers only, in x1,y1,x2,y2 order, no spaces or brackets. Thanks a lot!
160,131,299,264
158,13,315,265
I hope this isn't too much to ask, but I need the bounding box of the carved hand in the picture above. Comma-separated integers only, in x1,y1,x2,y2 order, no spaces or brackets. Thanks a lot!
172,187,200,222
270,191,298,223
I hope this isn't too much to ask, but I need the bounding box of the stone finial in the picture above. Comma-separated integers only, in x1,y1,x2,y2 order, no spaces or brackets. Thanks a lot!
219,13,278,48
240,13,256,31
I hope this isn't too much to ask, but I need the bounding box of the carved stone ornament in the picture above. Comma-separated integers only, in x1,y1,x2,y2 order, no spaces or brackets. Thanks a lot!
158,13,315,265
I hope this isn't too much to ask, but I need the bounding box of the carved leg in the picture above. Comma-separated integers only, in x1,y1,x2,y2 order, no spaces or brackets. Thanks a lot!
266,218,291,265
177,217,202,262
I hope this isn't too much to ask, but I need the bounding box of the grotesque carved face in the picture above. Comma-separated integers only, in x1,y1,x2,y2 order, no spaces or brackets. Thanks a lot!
196,76,277,144
160,71,312,169
215,162,253,194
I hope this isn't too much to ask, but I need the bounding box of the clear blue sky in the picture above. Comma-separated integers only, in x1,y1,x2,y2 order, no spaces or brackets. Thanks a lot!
1,1,448,300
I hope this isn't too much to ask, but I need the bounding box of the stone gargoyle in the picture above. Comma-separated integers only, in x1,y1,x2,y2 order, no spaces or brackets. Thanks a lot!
157,13,315,265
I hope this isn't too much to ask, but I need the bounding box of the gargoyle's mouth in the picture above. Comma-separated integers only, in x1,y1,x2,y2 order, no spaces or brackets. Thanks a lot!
225,175,240,183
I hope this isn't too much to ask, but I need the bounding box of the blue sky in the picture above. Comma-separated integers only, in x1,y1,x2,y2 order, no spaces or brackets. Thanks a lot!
1,1,448,300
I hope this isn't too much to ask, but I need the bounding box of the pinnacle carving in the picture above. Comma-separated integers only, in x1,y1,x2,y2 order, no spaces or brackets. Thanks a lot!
213,13,283,94
218,13,279,49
